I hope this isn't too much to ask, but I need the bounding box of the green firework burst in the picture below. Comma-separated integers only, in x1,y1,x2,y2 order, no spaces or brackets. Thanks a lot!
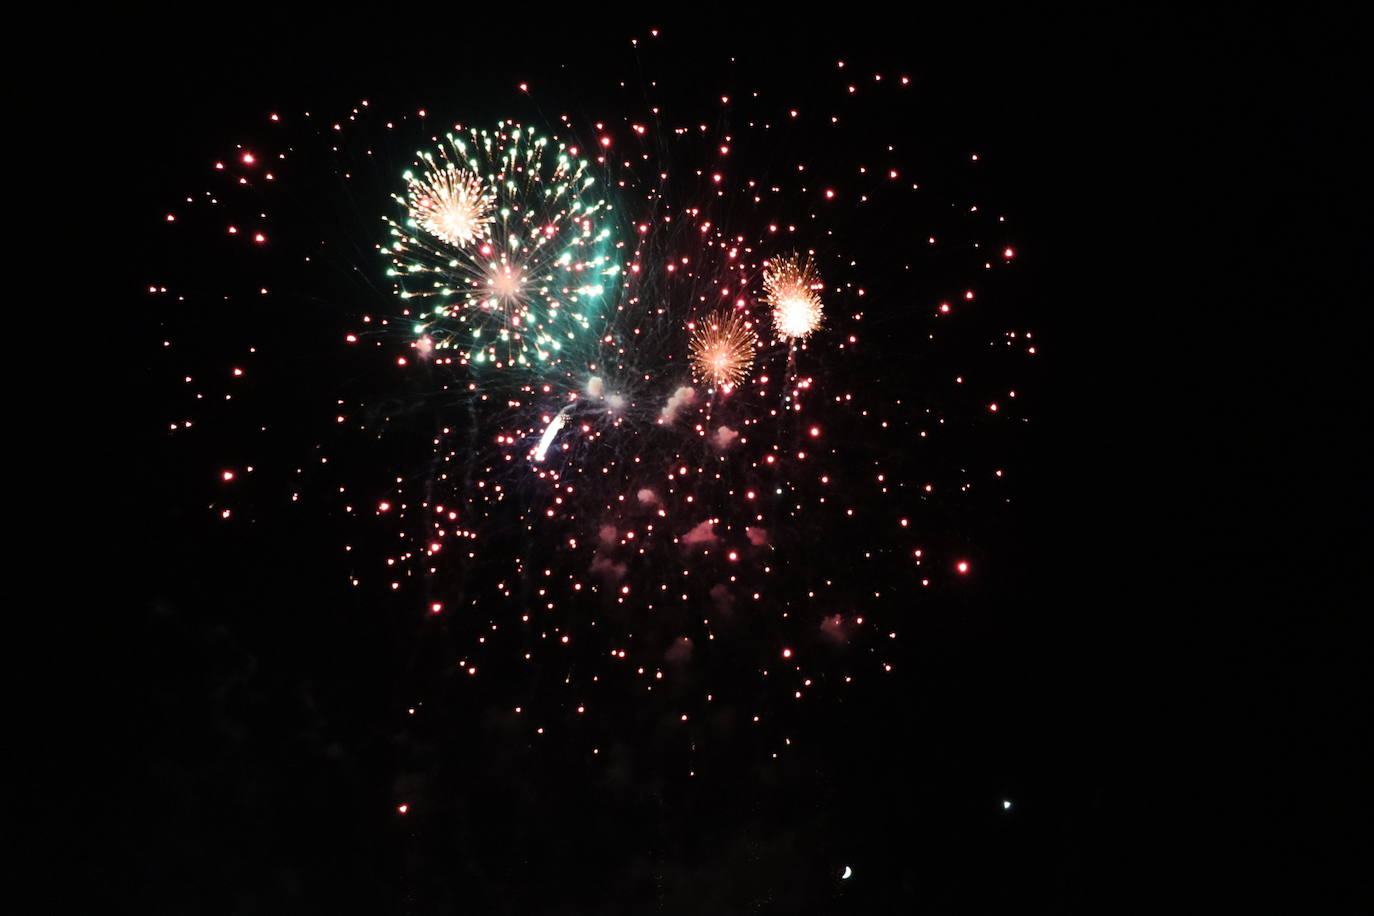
384,121,621,369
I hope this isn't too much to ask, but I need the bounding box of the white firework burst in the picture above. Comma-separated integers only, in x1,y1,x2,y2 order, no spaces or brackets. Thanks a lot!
764,254,824,341
406,166,494,248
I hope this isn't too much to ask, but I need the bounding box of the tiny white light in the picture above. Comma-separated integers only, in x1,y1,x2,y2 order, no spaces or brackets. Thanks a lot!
841,865,852,880
1002,800,1013,810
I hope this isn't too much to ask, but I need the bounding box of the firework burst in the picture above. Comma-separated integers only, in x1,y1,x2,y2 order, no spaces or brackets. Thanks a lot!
764,254,824,341
384,122,621,369
406,165,494,247
688,310,758,389
153,41,1033,777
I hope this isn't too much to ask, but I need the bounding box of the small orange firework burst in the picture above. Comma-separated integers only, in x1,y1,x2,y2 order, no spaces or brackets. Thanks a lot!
764,254,824,341
407,166,495,247
689,311,758,389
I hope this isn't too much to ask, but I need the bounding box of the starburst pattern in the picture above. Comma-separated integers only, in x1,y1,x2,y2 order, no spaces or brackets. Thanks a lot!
384,122,620,369
764,254,824,341
688,310,758,389
406,165,494,247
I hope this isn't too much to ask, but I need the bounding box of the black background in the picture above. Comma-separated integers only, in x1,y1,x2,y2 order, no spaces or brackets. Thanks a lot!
30,6,1369,913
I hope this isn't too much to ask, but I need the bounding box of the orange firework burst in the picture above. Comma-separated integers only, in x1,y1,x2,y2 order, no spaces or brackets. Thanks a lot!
689,311,758,389
764,254,823,341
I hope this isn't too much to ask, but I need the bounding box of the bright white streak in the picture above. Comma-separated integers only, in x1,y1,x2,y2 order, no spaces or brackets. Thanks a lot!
533,407,572,462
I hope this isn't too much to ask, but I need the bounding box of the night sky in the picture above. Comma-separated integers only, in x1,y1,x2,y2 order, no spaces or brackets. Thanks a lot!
41,8,1368,914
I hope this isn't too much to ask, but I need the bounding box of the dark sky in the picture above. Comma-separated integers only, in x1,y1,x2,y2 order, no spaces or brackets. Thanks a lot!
36,7,1369,914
